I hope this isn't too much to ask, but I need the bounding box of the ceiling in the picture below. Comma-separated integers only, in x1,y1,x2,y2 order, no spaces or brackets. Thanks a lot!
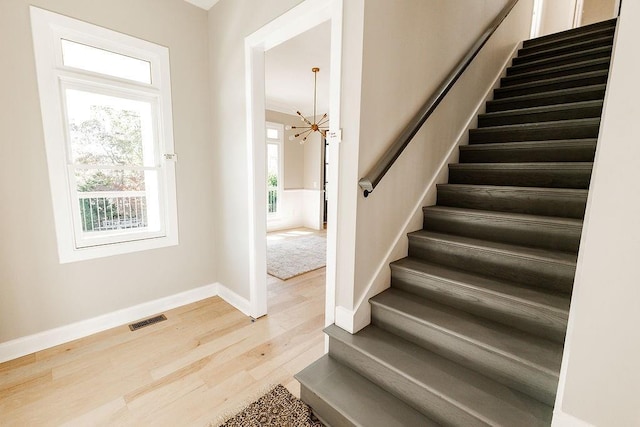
184,0,220,10
265,21,331,117
185,0,331,117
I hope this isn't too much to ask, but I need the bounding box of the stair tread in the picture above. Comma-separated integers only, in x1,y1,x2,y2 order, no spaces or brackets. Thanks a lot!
487,84,606,109
408,230,577,266
371,288,563,376
424,205,582,231
505,57,611,79
522,26,615,51
438,183,588,197
510,45,613,70
296,354,439,427
392,257,570,314
473,117,599,130
516,36,613,61
495,70,608,93
460,139,597,152
479,100,603,120
326,324,553,426
449,161,593,171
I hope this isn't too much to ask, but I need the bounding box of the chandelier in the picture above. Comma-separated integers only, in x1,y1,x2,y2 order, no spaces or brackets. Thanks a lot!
286,67,328,144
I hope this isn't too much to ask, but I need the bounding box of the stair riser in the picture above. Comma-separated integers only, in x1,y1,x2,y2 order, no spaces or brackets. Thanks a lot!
448,166,592,189
503,60,610,85
486,86,606,113
478,105,603,127
328,337,481,426
370,305,559,406
517,36,613,62
521,27,615,53
522,19,615,49
459,142,597,163
494,74,608,99
407,236,576,292
513,43,613,68
511,47,612,76
469,123,600,143
390,266,568,342
299,386,352,427
436,185,587,219
509,47,611,74
422,209,582,253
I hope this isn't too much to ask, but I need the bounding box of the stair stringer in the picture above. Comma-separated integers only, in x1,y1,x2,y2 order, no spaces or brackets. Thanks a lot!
338,43,520,334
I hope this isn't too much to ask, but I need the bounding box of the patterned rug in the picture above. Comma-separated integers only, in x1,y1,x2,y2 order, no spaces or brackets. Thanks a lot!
218,385,324,427
267,235,326,280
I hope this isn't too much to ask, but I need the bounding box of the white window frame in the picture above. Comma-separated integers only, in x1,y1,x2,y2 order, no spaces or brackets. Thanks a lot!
265,122,284,218
30,7,179,263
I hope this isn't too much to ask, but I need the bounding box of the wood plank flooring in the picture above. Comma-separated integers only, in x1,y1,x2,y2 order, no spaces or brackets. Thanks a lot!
0,267,326,426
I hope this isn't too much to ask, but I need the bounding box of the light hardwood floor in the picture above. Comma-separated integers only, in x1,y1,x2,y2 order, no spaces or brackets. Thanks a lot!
0,265,326,426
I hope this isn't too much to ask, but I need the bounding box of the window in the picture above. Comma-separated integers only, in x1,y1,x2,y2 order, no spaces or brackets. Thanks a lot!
266,122,284,216
30,7,178,263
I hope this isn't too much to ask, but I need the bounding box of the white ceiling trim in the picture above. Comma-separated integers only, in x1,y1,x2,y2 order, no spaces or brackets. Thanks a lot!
184,0,219,11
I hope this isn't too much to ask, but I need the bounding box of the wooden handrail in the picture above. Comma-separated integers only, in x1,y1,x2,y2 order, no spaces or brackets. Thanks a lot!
359,0,520,197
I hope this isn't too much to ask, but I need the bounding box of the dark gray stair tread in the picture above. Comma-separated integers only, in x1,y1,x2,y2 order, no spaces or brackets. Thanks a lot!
486,84,606,113
370,289,562,405
448,162,593,189
523,18,616,48
469,118,600,144
391,257,569,342
436,184,588,219
326,324,553,426
516,35,613,62
504,57,611,82
408,230,577,292
392,257,569,314
296,354,438,427
422,205,582,252
408,230,577,266
459,139,597,163
510,45,613,73
478,101,603,126
494,70,608,98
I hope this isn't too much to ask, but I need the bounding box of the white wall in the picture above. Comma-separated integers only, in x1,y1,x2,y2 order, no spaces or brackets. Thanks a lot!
553,2,640,425
0,0,215,344
209,0,310,300
338,0,534,332
580,0,617,25
264,110,323,232
539,0,578,36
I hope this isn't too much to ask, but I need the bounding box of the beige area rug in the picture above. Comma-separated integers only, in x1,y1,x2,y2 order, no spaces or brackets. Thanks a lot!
267,235,326,280
217,385,324,427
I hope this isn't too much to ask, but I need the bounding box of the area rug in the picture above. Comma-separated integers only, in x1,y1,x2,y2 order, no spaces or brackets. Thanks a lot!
217,384,324,427
267,235,326,280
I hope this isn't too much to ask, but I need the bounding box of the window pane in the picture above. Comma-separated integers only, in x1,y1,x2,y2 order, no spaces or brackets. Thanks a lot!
75,169,161,234
78,192,148,232
65,89,155,167
75,169,146,192
267,143,279,186
61,39,152,84
266,128,279,139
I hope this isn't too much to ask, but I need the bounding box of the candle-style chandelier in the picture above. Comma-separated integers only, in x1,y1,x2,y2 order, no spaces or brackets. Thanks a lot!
286,67,329,144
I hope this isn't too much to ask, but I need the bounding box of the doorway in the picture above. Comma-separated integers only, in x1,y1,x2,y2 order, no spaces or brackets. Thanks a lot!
244,0,343,326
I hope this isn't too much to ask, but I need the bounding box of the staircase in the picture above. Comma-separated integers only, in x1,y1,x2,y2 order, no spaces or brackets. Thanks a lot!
296,19,616,426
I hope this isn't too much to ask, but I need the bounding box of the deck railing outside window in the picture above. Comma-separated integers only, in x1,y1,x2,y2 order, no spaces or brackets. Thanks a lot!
78,191,148,232
267,187,278,214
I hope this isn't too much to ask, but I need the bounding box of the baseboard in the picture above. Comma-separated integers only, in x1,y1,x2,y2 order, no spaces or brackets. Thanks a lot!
552,410,595,427
217,282,252,317
0,283,218,364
